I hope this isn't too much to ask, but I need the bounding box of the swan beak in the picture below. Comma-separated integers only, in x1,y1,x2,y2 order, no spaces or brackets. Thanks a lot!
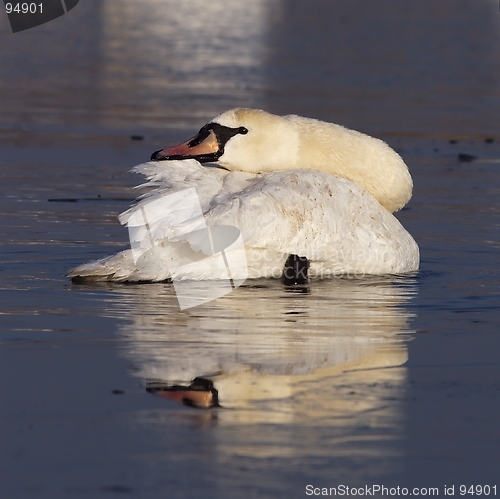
146,377,220,409
153,389,215,409
151,129,220,162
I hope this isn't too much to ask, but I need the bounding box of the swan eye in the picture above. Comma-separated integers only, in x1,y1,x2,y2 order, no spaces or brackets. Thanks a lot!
238,127,248,135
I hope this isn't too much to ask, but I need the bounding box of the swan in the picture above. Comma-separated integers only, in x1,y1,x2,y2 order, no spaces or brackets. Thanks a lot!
68,108,419,282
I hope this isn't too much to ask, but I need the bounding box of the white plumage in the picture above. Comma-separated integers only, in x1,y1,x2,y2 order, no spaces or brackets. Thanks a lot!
69,109,419,282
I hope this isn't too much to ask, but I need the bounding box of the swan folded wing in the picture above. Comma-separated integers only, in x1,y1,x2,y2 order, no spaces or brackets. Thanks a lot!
203,169,363,254
69,160,223,282
119,160,260,253
87,160,253,281
69,165,419,282
202,169,419,276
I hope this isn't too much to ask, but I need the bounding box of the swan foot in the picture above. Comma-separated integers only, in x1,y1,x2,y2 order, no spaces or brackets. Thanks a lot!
282,254,309,285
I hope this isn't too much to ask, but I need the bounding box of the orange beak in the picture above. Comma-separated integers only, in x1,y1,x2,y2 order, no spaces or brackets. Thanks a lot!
146,377,220,409
154,389,215,409
150,122,248,163
151,128,220,163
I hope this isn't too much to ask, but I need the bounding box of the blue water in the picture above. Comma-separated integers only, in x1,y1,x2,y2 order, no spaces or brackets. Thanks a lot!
1,1,500,497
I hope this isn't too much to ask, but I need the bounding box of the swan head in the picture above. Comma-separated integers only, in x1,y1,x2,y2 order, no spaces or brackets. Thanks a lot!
151,108,413,212
151,109,299,173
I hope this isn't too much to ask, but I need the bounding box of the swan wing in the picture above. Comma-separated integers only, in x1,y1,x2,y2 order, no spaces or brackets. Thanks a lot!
68,161,419,282
200,169,419,277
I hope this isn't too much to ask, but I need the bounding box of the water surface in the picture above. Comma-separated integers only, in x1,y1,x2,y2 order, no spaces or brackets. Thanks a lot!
1,1,500,497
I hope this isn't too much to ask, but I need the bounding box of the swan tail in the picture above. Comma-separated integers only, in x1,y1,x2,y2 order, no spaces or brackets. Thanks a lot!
67,250,168,283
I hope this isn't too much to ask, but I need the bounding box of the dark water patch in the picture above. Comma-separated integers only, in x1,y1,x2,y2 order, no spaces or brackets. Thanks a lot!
48,197,135,203
457,153,477,163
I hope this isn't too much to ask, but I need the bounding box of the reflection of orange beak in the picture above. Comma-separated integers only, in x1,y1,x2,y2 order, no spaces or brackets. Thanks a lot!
154,389,214,409
151,129,220,162
146,377,220,409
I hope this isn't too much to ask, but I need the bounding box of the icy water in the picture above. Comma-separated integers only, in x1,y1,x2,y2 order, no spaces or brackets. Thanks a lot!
1,1,500,498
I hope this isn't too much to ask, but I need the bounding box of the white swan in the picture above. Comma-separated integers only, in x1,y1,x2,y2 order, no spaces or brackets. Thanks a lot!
69,108,419,282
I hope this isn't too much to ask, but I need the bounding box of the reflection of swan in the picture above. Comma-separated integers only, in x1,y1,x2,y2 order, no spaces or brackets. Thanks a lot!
110,276,416,425
145,341,407,414
69,109,419,282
